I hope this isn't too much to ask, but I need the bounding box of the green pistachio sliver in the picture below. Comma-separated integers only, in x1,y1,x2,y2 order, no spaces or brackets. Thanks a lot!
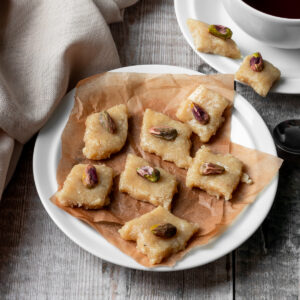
99,111,116,134
250,52,264,72
150,223,177,238
136,166,160,182
149,127,178,141
82,164,99,188
208,24,232,40
200,162,225,175
191,102,210,125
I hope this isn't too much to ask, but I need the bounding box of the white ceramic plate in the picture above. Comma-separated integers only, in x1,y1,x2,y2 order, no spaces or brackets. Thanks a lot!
33,65,278,271
174,0,300,94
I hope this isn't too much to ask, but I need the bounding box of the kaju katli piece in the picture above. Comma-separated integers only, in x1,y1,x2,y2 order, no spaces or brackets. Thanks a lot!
187,18,241,58
119,154,178,210
140,109,193,169
186,146,243,200
56,164,113,209
119,206,199,265
83,104,128,160
176,85,231,143
235,52,281,97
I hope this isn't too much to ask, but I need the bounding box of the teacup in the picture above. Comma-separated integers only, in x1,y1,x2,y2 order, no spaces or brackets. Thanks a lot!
223,0,300,49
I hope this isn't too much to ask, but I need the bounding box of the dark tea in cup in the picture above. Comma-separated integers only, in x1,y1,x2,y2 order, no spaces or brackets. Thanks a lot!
243,0,300,19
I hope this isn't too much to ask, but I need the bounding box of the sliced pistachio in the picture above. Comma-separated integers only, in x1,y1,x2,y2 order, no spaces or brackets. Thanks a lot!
208,24,232,40
250,52,264,72
200,162,225,175
82,164,99,188
136,166,160,182
149,126,178,141
191,103,210,125
150,223,177,238
99,111,116,134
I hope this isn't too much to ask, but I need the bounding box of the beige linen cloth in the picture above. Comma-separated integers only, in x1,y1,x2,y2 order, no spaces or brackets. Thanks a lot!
0,0,137,199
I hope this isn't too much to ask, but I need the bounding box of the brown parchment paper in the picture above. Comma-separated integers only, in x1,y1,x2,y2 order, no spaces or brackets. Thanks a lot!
52,72,282,268
221,143,283,226
55,72,234,225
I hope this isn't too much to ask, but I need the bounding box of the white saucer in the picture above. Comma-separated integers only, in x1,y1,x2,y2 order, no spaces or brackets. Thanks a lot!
174,0,300,94
33,64,278,271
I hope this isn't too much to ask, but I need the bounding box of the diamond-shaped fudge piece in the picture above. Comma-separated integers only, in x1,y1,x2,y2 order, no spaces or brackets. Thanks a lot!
176,85,230,143
119,154,178,210
186,146,243,200
56,164,113,209
235,54,280,97
83,104,128,160
119,206,199,264
140,109,192,169
187,19,241,59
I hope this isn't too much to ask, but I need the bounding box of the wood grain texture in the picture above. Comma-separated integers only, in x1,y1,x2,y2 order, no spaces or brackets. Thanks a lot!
235,162,300,300
0,0,299,299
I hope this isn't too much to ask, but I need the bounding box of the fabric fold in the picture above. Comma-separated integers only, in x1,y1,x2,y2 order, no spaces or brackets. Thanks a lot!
0,0,137,200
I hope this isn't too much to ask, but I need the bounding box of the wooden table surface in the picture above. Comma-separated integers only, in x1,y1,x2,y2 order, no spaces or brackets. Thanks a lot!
0,1,299,299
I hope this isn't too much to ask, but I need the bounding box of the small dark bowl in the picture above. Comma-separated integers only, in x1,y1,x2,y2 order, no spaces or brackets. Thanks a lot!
273,119,300,165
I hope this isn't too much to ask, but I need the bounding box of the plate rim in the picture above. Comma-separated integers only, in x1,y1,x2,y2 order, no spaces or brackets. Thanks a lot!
174,0,300,94
33,64,278,271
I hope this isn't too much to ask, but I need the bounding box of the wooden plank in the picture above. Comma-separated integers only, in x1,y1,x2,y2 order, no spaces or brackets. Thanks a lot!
235,162,300,299
182,255,233,300
110,0,202,70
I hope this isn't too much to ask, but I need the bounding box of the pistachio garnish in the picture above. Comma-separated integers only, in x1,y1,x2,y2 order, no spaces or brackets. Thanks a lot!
149,127,178,141
150,223,177,238
208,25,232,40
82,164,99,188
99,111,116,134
191,103,210,125
136,166,160,182
250,52,264,72
200,162,225,175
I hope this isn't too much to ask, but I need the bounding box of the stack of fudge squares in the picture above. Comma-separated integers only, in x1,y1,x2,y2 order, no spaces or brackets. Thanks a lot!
56,85,252,265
